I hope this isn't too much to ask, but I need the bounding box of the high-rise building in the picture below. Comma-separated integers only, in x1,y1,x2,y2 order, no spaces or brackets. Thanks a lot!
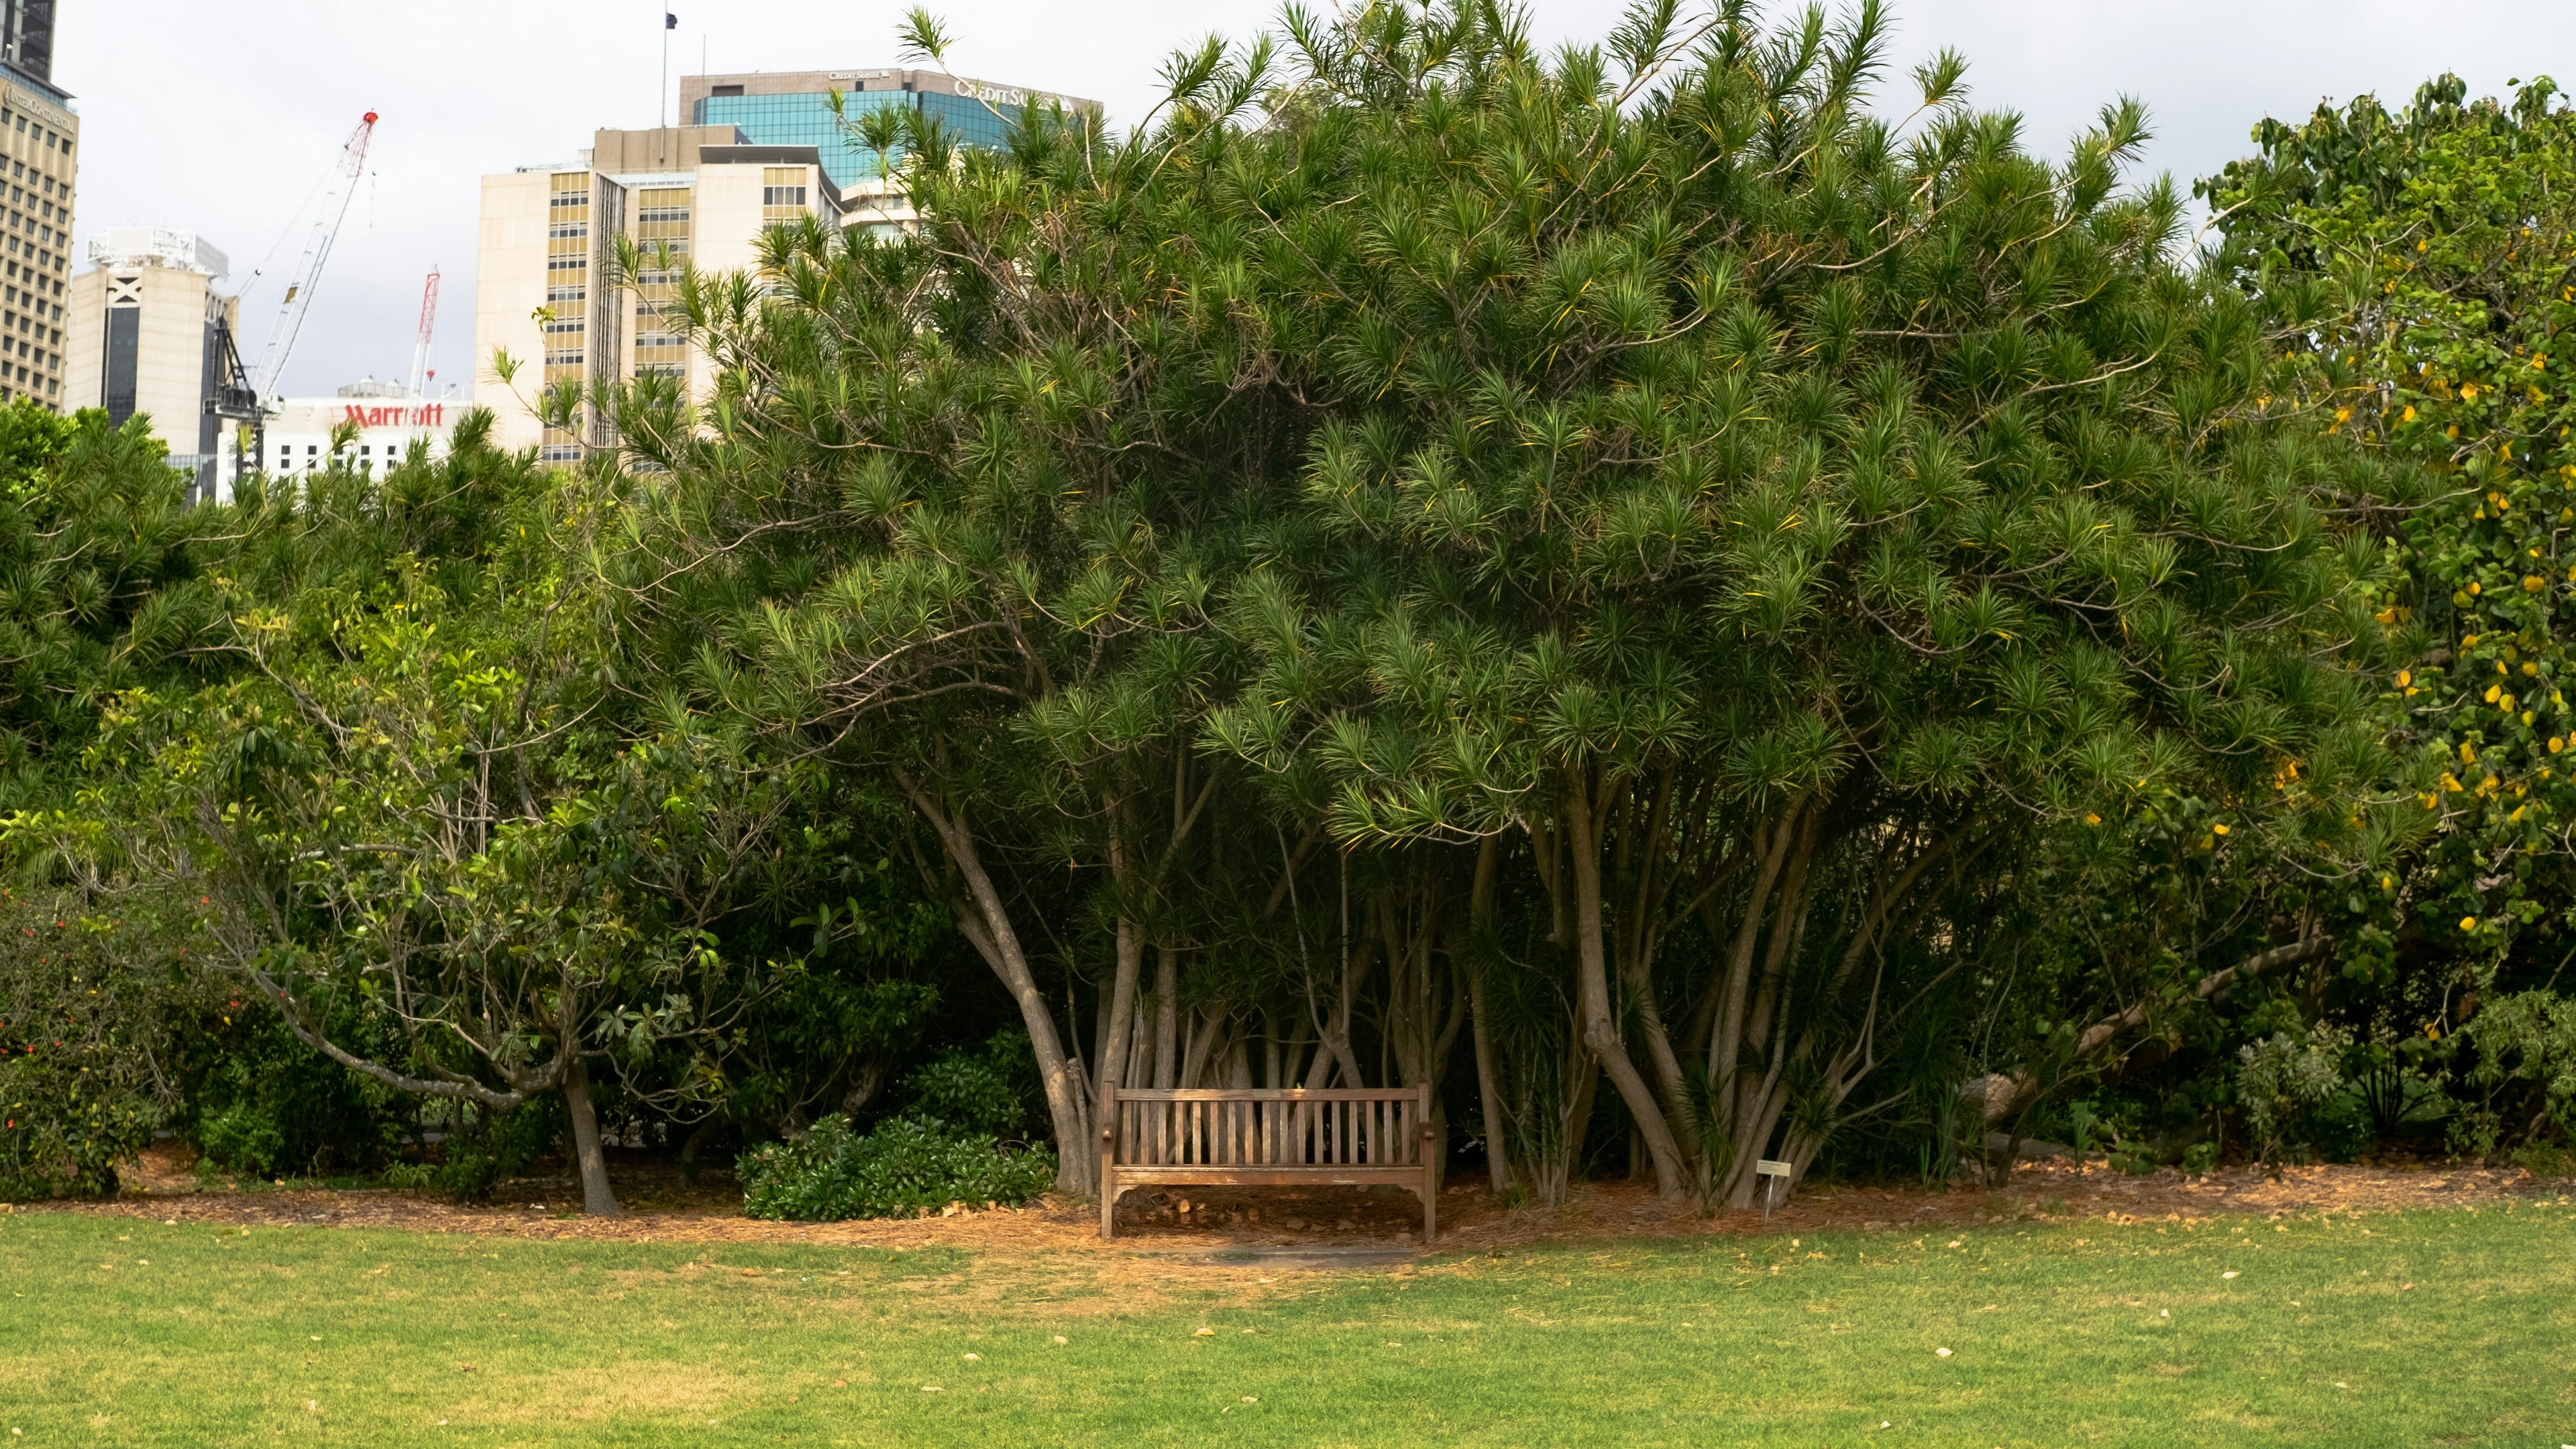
64,227,250,500
0,8,73,412
678,68,1095,191
474,126,839,458
1,1,51,86
476,67,1093,460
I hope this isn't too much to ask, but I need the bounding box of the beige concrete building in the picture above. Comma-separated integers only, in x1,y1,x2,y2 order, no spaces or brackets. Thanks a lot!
64,227,244,499
474,127,839,458
475,67,1094,461
0,57,76,409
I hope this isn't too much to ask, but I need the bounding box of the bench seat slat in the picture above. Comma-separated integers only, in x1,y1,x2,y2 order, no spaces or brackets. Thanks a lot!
1114,1088,1424,1102
1112,1167,1426,1188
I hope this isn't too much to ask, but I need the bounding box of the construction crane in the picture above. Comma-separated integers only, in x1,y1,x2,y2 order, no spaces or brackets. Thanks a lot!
252,110,376,398
211,111,375,499
406,266,440,398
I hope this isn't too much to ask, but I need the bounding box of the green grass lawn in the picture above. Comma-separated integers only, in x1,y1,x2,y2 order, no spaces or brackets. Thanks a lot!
1,1200,2571,1446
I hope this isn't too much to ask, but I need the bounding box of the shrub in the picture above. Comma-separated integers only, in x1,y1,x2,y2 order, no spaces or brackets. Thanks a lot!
737,1114,1055,1222
425,1095,566,1199
2239,1022,2353,1167
2461,991,2576,1150
174,1008,411,1180
0,890,189,1199
899,1028,1038,1138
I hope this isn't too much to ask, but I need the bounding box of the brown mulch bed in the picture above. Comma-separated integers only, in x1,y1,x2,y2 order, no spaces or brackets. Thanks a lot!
13,1140,2561,1269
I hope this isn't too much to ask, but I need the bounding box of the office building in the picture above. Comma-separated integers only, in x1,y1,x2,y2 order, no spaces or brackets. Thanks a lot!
678,68,1096,190
64,227,248,498
475,68,1094,460
0,2,52,84
474,125,841,458
0,11,73,411
260,378,461,477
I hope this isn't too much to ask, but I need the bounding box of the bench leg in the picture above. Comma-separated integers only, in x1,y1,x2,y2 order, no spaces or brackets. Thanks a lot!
1422,1167,1438,1246
1099,1159,1116,1240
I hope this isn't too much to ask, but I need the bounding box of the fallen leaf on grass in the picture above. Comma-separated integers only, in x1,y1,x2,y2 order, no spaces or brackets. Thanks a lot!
1194,1328,1215,1338
2222,1271,2239,1280
920,1385,943,1393
831,1379,847,1389
1935,1348,1953,1358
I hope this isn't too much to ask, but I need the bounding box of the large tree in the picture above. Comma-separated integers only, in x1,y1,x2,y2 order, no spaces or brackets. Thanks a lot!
608,0,2400,1203
2202,73,2576,1155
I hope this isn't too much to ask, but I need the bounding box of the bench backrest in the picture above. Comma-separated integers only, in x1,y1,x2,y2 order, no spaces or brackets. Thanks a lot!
1103,1085,1432,1169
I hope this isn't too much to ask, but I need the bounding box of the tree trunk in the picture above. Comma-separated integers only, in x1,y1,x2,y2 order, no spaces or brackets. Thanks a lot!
1152,945,1180,1089
1466,837,1512,1193
893,767,1095,1194
1562,768,1689,1199
1098,912,1143,1109
561,1055,623,1218
1470,964,1511,1192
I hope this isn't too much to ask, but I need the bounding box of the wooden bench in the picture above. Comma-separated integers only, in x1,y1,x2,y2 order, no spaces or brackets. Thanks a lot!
1099,1085,1438,1243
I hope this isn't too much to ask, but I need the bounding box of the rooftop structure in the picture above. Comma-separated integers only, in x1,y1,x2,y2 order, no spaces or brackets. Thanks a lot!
678,67,1097,189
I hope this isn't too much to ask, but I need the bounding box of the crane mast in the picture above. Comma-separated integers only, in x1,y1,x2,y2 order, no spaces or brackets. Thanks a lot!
252,110,376,399
407,266,440,398
217,110,375,501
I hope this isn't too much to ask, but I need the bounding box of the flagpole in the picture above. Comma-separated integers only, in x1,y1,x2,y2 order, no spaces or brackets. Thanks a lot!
660,11,669,129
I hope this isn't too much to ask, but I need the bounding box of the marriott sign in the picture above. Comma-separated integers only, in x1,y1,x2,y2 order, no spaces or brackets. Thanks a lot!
260,384,463,476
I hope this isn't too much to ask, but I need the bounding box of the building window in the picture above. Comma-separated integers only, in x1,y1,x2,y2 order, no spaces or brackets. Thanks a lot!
762,166,811,223
545,172,594,393
697,89,915,188
631,186,692,384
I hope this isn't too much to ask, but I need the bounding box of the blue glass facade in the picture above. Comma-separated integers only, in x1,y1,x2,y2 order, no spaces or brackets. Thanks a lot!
694,88,1020,189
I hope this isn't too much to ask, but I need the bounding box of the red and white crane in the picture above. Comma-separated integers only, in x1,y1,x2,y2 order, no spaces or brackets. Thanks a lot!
251,110,376,399
407,266,440,398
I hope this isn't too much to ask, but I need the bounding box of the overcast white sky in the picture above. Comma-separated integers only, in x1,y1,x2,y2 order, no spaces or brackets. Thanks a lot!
56,1,2575,398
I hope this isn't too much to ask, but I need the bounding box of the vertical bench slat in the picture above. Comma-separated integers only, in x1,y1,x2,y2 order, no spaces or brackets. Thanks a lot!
1420,1081,1436,1242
